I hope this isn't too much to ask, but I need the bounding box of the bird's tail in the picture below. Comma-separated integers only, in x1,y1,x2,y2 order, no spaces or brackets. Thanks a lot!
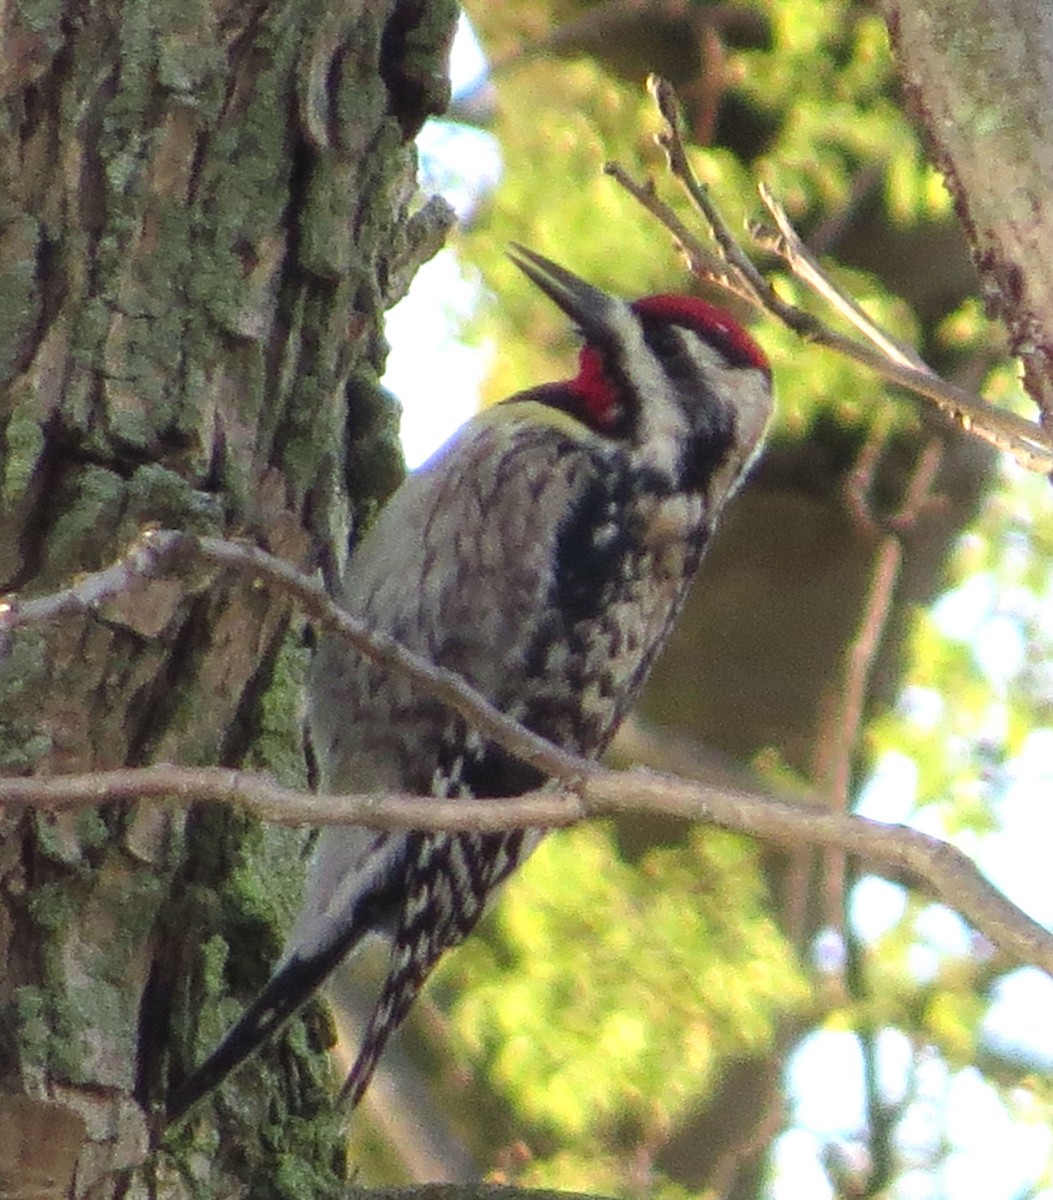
165,921,364,1126
338,828,532,1107
337,903,454,1108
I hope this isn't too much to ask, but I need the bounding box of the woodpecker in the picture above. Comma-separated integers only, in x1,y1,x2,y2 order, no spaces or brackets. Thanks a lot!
166,246,772,1124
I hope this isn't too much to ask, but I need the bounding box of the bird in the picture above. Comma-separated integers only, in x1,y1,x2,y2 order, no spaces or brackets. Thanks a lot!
165,244,773,1124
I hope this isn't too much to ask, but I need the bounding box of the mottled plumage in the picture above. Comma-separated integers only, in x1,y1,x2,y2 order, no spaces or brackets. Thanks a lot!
166,247,772,1124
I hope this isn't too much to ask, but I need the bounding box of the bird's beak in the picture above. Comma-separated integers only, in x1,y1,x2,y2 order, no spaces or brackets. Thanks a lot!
507,244,628,347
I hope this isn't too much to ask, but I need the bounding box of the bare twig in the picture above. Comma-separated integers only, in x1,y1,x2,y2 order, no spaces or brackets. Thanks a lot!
816,531,905,933
753,186,1051,468
602,162,741,295
847,934,898,1198
817,436,945,937
0,765,576,829
757,182,928,373
4,533,1053,979
0,529,589,786
604,76,1053,472
4,761,1053,979
649,76,786,314
588,771,1053,978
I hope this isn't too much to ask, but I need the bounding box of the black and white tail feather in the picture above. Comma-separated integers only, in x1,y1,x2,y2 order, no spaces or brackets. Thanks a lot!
165,246,772,1125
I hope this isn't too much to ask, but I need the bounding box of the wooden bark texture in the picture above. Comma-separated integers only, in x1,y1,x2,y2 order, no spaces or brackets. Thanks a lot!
0,1,456,1195
880,0,1053,425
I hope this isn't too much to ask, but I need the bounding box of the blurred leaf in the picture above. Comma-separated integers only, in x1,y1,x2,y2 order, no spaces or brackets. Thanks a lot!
447,824,807,1141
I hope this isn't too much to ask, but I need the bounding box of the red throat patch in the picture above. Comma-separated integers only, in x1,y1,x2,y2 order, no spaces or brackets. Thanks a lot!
569,343,624,432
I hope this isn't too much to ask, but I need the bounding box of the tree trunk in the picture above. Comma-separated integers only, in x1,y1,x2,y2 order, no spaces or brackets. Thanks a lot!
0,1,455,1196
879,0,1053,426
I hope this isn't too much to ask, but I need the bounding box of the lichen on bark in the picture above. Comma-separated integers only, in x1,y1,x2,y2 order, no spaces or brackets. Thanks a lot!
0,0,457,1194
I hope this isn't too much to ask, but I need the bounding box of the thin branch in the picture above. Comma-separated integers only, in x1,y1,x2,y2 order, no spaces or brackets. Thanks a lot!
850,936,898,1198
4,762,1053,979
704,1061,785,1199
602,163,742,296
814,530,905,937
0,529,590,786
757,182,929,373
586,771,1053,978
753,186,1051,468
844,408,894,533
0,765,576,830
649,76,784,312
4,534,1053,981
5,533,1052,982
605,76,1053,472
818,439,943,941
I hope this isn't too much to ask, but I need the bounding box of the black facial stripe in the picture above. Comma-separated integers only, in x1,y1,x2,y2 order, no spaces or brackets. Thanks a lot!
639,319,698,384
680,398,736,492
639,318,738,492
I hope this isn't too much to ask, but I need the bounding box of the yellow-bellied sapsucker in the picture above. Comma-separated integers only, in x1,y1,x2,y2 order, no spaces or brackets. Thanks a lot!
166,246,772,1123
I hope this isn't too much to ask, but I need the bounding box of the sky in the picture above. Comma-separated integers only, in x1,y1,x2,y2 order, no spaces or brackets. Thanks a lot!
381,15,1053,1197
383,21,498,470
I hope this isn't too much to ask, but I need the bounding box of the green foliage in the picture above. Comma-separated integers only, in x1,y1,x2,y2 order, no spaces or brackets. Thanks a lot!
870,456,1053,828
740,3,933,218
446,824,807,1177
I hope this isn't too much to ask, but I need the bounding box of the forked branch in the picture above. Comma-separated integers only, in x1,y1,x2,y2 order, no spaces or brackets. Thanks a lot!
605,75,1053,472
3,532,1053,981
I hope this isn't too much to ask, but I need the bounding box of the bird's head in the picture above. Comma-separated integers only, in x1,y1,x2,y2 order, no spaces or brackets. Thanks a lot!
508,244,772,497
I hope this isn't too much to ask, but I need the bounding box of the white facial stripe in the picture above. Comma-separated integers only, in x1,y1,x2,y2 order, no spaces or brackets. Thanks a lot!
610,311,689,480
677,326,729,380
